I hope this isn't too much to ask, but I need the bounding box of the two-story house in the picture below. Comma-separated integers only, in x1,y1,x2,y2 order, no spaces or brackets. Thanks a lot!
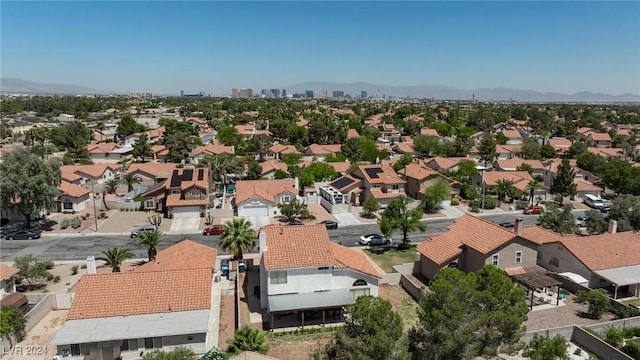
60,164,122,186
494,158,546,177
496,128,524,145
259,224,382,329
303,144,342,161
233,178,298,218
87,143,133,164
140,167,210,218
586,132,612,148
126,162,177,186
350,164,406,205
266,144,301,161
400,162,455,200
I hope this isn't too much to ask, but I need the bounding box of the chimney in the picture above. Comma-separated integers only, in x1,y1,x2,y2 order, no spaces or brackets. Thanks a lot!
86,256,97,274
514,218,523,236
608,220,618,234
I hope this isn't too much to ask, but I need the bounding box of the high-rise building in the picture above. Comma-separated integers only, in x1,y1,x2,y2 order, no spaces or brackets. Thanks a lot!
181,90,184,97
361,90,368,99
305,90,314,99
332,91,345,98
231,88,239,98
282,89,287,98
270,89,281,98
239,88,253,98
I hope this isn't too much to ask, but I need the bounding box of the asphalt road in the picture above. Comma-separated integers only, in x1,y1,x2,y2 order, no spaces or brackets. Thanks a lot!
0,212,584,261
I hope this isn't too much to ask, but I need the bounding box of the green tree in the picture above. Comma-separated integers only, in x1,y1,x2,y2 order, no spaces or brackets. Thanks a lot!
245,159,263,180
0,149,61,227
413,135,441,156
301,162,337,184
316,296,410,360
135,230,164,262
220,218,256,259
409,266,528,359
584,209,607,235
568,141,587,158
132,133,153,161
281,153,302,167
602,159,634,195
116,115,145,140
495,131,508,145
120,173,143,192
96,247,133,272
522,141,542,160
379,196,426,247
602,326,624,348
0,123,13,140
527,178,542,205
452,160,478,184
227,327,269,355
478,134,497,166
537,203,577,234
607,195,640,231
217,126,243,146
278,198,312,222
104,178,120,194
162,130,195,162
251,134,273,161
540,144,557,159
362,137,388,163
576,152,607,176
516,163,534,175
392,154,414,173
13,255,53,290
551,158,577,204
522,334,569,360
49,121,92,159
142,346,196,360
578,289,610,319
342,137,364,162
273,169,288,179
494,179,515,202
362,197,380,218
421,178,452,213
202,347,227,360
0,305,27,344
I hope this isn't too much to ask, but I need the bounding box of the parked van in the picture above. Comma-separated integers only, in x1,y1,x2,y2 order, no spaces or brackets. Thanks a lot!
583,194,604,209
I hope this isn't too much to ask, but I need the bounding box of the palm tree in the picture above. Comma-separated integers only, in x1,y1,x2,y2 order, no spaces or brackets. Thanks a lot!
494,179,515,202
527,179,542,206
104,179,120,194
120,173,142,193
135,230,163,261
226,327,269,355
219,218,256,259
97,247,133,272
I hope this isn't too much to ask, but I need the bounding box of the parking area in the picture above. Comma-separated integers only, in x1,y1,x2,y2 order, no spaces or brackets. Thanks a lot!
94,210,172,234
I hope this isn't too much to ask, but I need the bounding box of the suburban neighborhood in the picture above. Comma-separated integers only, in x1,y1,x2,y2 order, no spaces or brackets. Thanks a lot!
1,94,640,360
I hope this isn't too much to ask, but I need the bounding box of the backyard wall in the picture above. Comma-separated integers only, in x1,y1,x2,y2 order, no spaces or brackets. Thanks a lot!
572,326,633,360
24,293,74,333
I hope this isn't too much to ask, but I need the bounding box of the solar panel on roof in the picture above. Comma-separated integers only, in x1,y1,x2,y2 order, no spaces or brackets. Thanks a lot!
364,168,384,179
169,170,181,187
197,169,204,181
331,177,354,189
170,169,194,187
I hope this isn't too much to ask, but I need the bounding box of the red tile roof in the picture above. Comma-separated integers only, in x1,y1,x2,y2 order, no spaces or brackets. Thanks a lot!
519,226,564,245
559,232,640,271
354,164,406,185
67,268,212,320
327,162,351,174
0,263,19,281
420,128,439,137
347,129,360,138
134,239,217,272
235,179,296,205
57,181,90,198
193,144,235,156
305,144,342,156
61,164,121,179
588,132,612,142
127,162,177,178
402,162,440,181
270,144,300,155
260,160,289,175
425,157,475,171
495,158,545,171
87,143,121,154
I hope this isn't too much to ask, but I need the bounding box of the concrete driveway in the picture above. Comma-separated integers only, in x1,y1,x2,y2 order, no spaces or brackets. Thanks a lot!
169,218,201,234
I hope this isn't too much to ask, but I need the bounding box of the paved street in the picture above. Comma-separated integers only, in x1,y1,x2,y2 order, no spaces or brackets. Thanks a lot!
0,212,583,261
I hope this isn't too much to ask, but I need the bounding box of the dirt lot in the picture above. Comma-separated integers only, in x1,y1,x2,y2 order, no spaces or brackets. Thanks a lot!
266,333,332,360
218,290,236,350
3,310,68,360
379,284,420,332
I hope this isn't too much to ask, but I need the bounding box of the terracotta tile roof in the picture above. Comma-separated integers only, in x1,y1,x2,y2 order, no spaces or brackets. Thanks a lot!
67,268,212,320
93,132,107,142
234,124,272,136
57,181,90,198
146,126,166,139
496,144,522,154
305,144,342,156
127,162,177,178
230,352,281,360
60,168,83,183
417,215,521,265
402,162,440,181
577,127,595,136
559,232,640,271
420,128,439,137
296,118,309,127
498,128,522,139
193,144,235,156
575,180,602,191
495,158,545,171
165,194,207,207
347,129,360,138
483,171,533,188
470,131,485,139
548,138,572,149
260,159,289,175
504,267,527,276
588,132,612,142
151,144,170,156
270,144,300,155
354,164,406,185
134,239,217,272
401,136,414,143
87,143,121,154
587,147,625,158
370,188,405,199
235,179,296,205
394,143,415,154
61,164,120,179
425,157,475,171
519,226,564,245
0,263,19,281
327,162,350,174
261,225,381,278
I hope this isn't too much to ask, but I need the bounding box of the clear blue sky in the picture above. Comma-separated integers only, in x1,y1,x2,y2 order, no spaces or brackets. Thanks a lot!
2,1,639,96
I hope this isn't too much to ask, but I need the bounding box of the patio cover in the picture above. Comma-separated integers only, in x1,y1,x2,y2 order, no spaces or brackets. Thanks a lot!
595,264,640,286
268,289,354,313
511,267,562,289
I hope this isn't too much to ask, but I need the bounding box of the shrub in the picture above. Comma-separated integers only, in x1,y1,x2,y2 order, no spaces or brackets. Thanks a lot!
515,200,529,210
450,200,459,206
573,348,582,355
53,275,60,283
602,326,624,348
46,273,55,281
483,196,499,209
612,305,640,319
60,218,70,229
99,211,107,219
43,260,55,270
71,265,79,275
81,264,87,269
71,217,82,229
622,343,640,359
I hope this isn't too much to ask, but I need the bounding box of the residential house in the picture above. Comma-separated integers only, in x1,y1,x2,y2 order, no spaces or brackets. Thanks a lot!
542,159,604,192
496,128,524,145
92,131,108,144
400,162,454,200
52,240,216,359
393,142,417,155
577,127,596,140
574,179,603,199
587,147,626,160
235,124,271,140
266,144,300,161
349,164,406,204
87,143,133,164
537,222,640,298
191,144,235,163
259,224,382,329
494,158,546,177
303,144,342,161
151,145,172,163
326,162,351,176
140,166,210,218
346,129,360,138
473,171,547,198
55,181,91,213
61,164,122,186
234,179,298,218
420,128,439,137
260,160,289,180
424,157,476,174
0,119,34,135
126,162,177,186
0,263,26,310
416,215,541,280
586,132,612,148
548,138,572,156
322,174,363,212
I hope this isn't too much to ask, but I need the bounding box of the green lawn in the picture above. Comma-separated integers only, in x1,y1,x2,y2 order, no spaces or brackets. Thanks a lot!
364,245,420,273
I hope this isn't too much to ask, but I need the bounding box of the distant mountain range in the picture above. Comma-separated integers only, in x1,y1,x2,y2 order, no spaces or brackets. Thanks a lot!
0,78,115,95
284,81,640,103
2,78,639,103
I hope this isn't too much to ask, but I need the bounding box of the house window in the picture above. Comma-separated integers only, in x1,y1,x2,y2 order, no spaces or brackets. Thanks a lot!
282,196,290,203
270,270,287,285
392,184,399,190
491,254,499,266
318,266,329,270
515,251,522,264
373,185,380,189
350,287,370,300
144,338,153,349
550,257,560,267
171,189,181,195
145,198,154,209
63,201,73,210
190,189,201,197
70,344,81,356
153,337,162,349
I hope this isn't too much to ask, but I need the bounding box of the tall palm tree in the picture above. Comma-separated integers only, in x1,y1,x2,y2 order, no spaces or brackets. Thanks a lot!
494,179,515,202
97,247,133,272
226,327,269,355
120,173,142,193
527,178,542,205
135,230,163,261
104,179,120,194
219,218,256,259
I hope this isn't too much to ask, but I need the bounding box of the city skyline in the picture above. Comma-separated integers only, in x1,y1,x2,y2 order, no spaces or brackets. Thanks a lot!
2,1,639,96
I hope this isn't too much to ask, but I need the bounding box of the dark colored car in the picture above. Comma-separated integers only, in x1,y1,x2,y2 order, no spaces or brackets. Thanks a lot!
499,221,515,228
203,225,224,235
319,220,338,230
5,229,41,240
359,233,391,246
285,220,304,226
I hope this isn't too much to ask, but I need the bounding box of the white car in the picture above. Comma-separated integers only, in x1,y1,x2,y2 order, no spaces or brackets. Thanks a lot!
359,233,391,246
575,216,586,227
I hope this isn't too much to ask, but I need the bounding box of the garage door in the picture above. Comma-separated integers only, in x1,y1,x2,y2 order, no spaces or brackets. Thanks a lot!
173,206,201,219
241,205,269,217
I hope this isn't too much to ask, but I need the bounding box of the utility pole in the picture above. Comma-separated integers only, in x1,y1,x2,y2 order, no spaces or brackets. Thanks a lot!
90,181,98,232
481,168,486,213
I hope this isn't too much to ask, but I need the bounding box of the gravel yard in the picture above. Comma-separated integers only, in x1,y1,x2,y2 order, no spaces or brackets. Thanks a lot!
523,294,616,332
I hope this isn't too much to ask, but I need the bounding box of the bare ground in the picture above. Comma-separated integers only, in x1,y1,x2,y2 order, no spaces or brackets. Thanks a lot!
379,284,420,332
266,334,332,360
524,294,616,332
218,290,236,350
2,310,68,360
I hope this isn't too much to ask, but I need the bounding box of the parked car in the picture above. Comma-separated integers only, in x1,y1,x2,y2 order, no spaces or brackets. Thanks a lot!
4,229,41,240
318,220,338,230
130,225,158,238
523,205,544,215
285,220,304,226
498,221,514,228
203,225,224,235
575,216,586,227
359,233,391,246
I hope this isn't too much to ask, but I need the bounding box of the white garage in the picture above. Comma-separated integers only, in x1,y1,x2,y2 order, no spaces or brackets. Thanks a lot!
173,206,201,219
240,205,270,217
